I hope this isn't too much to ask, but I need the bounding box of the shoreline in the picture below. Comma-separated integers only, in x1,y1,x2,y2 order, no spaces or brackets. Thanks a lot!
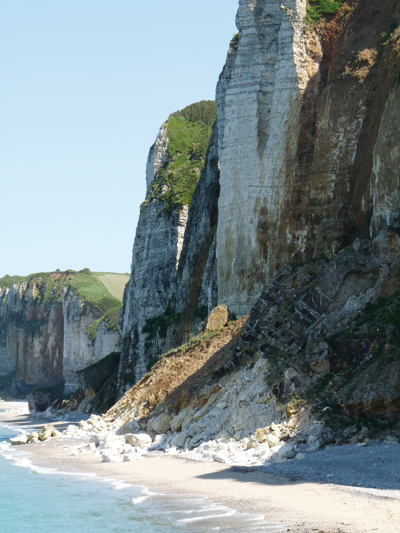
1,403,400,533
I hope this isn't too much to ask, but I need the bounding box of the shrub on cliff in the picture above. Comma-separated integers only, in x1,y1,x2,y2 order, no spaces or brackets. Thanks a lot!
306,0,344,22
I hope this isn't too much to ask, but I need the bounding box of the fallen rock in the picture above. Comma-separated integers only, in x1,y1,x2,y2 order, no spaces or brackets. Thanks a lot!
276,443,296,459
27,432,39,443
204,305,230,332
10,434,28,445
38,424,57,441
101,450,123,463
152,414,171,434
171,432,187,448
170,411,187,432
266,434,280,448
116,419,141,435
103,435,125,450
27,388,62,414
125,433,153,447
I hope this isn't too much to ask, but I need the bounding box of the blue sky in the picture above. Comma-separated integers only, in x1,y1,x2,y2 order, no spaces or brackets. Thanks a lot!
0,0,238,277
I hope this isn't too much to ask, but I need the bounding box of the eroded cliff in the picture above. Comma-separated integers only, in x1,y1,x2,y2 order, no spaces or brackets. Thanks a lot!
118,0,400,397
119,101,219,389
0,270,122,397
216,0,400,316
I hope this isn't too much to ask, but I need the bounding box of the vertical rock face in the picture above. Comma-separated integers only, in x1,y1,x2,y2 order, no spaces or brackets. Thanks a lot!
0,272,121,397
217,0,314,316
62,291,121,394
215,0,400,316
118,102,219,390
0,283,64,396
145,124,169,193
118,198,190,385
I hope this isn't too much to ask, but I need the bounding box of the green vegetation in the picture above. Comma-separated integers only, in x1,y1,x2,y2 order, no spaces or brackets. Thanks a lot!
77,350,121,376
0,275,27,287
194,305,208,321
94,272,130,301
0,269,123,339
380,21,399,47
306,0,345,23
143,306,185,340
232,33,239,49
141,100,216,215
173,101,217,125
86,318,104,340
69,269,122,329
18,319,47,334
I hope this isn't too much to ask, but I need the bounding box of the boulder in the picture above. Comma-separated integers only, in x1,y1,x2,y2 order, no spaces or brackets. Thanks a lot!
103,435,125,450
171,432,187,448
204,305,231,332
152,414,171,434
27,388,62,413
254,428,269,443
116,419,141,435
10,434,28,445
27,432,39,443
125,433,153,447
170,411,187,432
38,424,57,441
266,434,280,448
101,450,123,463
276,443,296,459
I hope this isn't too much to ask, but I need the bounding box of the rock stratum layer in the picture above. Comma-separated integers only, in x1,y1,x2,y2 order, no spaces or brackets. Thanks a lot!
0,270,122,397
118,0,400,389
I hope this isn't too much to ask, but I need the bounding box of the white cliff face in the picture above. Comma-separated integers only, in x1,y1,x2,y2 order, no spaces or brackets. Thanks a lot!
145,124,169,193
0,280,121,397
62,290,120,394
216,0,316,317
119,195,190,386
119,109,220,390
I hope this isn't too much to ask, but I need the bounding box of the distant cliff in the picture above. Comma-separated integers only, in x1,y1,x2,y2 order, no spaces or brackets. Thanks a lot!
118,0,400,391
0,270,125,397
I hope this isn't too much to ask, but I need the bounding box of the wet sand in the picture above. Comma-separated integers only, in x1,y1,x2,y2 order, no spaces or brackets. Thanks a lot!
1,402,399,533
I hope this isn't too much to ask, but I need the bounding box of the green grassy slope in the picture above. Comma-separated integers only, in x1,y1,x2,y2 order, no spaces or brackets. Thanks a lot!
141,100,217,215
94,273,130,301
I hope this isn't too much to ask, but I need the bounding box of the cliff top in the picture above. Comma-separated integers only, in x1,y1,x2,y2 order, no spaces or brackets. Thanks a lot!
141,100,216,214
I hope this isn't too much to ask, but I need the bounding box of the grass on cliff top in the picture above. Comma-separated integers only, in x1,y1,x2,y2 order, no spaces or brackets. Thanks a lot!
141,100,216,215
94,272,130,301
306,0,345,23
0,269,123,337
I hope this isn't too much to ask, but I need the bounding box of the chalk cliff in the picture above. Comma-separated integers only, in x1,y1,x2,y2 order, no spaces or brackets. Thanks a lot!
0,270,122,397
119,0,400,391
119,101,219,389
216,0,400,316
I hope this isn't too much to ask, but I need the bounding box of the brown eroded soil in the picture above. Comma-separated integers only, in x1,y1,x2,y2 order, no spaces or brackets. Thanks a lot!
107,317,248,422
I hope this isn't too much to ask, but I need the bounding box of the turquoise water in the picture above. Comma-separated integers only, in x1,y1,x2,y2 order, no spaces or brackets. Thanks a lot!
0,421,285,532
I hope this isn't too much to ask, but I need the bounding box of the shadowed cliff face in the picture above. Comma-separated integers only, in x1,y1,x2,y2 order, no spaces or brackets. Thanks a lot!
0,274,121,397
216,0,400,316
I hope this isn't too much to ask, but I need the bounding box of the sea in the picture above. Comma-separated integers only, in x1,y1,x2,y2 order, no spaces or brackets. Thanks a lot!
0,416,286,533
